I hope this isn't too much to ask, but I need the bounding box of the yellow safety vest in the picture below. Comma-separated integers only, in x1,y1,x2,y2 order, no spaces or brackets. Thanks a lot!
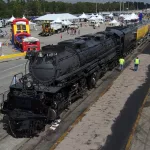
119,58,125,65
135,59,140,65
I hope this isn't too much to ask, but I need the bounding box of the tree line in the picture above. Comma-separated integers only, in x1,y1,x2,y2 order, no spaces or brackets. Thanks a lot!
0,0,149,18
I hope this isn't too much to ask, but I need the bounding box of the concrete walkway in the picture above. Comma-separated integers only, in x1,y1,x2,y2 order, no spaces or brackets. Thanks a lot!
130,91,150,150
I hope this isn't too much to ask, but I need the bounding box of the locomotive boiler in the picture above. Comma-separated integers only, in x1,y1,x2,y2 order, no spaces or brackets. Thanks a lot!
1,28,136,137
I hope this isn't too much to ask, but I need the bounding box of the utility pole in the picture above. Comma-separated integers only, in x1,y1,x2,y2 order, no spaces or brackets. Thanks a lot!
43,0,45,14
96,1,98,13
120,0,122,14
128,1,129,11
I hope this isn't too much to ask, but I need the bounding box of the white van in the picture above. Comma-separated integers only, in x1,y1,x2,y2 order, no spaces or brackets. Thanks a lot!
0,20,2,28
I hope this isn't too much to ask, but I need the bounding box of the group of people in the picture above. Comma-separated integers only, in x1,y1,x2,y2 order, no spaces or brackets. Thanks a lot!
119,57,140,71
67,28,80,35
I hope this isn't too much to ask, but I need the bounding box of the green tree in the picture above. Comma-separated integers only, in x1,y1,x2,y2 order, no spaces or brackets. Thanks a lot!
0,0,148,18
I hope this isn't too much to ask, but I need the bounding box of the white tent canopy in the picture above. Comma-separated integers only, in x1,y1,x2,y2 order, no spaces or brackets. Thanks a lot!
66,20,72,25
35,13,78,21
89,16,97,21
95,13,99,17
97,15,104,20
119,14,124,17
124,13,139,21
79,13,88,19
62,20,68,25
7,15,15,22
62,20,72,25
109,19,118,24
124,16,131,21
130,13,139,20
22,15,36,24
22,15,26,19
108,13,113,17
109,19,120,26
51,18,62,23
90,13,95,17
29,21,36,25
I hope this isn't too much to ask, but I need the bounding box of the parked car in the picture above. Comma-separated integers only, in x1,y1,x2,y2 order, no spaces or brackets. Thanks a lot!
69,23,79,29
0,29,7,37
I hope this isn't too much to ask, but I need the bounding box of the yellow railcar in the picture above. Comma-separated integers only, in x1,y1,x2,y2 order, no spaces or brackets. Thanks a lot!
148,23,150,32
136,24,149,41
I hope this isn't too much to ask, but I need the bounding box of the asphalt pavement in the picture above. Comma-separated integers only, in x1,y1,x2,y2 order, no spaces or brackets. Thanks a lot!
0,58,27,94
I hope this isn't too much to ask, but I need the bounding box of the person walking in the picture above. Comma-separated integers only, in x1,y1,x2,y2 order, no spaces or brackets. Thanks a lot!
134,57,140,71
67,27,69,34
119,57,125,71
70,28,73,35
78,29,80,35
74,29,76,35
60,33,62,40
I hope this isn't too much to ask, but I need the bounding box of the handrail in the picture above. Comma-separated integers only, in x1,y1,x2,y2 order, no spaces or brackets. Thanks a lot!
0,90,9,110
10,72,23,86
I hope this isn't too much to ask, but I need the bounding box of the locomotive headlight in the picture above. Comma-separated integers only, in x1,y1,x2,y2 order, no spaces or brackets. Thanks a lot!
26,81,32,88
38,52,43,57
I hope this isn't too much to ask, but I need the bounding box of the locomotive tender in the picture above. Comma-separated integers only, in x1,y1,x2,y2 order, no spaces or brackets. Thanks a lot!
1,26,138,137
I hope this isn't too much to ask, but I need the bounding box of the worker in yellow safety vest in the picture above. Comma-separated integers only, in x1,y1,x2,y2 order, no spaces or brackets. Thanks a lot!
119,57,125,71
134,57,140,71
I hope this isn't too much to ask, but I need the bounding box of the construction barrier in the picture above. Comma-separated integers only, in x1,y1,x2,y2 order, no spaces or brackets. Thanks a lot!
0,52,26,60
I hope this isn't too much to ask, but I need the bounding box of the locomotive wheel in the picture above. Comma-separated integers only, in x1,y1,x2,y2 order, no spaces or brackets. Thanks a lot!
102,66,108,74
115,61,118,67
109,63,113,71
109,62,116,70
47,108,57,121
79,78,87,98
96,71,101,80
87,73,97,89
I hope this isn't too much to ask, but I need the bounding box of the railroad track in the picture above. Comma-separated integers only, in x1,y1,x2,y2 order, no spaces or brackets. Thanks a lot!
0,40,149,150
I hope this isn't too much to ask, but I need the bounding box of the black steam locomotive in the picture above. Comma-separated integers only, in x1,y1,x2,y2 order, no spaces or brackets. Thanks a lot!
1,26,137,137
